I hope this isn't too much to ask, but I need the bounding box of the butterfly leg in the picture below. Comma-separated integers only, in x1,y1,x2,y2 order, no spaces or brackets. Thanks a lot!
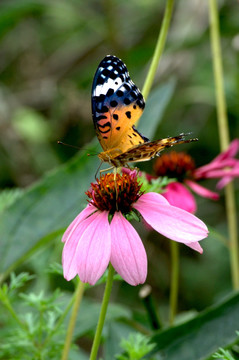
113,167,119,211
94,160,105,180
99,166,114,178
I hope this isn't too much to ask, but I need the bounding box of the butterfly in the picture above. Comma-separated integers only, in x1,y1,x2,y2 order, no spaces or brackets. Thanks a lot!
92,55,197,168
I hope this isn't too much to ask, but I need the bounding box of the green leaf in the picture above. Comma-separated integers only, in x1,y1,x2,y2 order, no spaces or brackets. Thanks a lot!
137,79,176,139
148,292,239,360
0,140,99,277
0,189,23,214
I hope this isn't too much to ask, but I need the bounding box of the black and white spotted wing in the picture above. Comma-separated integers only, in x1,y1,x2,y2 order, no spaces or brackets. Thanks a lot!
91,55,148,153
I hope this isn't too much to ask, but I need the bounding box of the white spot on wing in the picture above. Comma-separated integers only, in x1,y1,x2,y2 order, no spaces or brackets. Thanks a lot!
94,77,124,96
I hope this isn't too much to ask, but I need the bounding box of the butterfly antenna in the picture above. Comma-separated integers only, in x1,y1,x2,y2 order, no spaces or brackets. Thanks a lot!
58,141,100,155
179,133,198,142
57,141,82,150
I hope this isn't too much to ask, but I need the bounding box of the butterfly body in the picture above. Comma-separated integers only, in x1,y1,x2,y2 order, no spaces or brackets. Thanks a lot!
92,55,197,167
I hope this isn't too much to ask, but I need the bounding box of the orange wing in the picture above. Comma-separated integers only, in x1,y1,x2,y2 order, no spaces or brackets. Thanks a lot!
92,55,148,158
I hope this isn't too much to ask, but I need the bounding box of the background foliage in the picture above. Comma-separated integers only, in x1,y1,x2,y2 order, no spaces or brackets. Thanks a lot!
0,0,238,359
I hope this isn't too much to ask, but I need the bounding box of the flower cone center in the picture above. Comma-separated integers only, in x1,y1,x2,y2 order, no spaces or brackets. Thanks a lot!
154,151,196,182
86,173,142,214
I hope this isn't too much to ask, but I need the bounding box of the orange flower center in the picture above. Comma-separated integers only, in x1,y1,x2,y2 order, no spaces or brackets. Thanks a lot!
86,172,142,214
153,151,196,182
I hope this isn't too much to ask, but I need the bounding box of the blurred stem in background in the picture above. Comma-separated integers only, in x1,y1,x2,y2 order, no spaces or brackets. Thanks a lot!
169,242,179,325
61,280,85,360
141,0,175,102
209,0,239,289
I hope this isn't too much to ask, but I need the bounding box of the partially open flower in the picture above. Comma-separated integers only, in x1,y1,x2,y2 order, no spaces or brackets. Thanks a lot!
153,139,239,213
62,172,208,286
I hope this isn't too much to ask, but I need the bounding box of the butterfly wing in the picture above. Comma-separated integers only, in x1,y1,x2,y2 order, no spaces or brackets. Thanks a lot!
92,55,148,156
110,134,198,167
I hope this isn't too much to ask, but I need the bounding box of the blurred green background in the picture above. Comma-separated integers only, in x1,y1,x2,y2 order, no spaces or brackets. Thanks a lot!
0,0,239,357
1,0,238,188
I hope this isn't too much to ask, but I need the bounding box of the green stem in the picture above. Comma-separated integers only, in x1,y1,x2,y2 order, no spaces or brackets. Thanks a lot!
141,0,175,101
0,294,27,330
61,280,85,360
209,0,239,289
139,285,162,330
89,263,115,360
169,241,179,325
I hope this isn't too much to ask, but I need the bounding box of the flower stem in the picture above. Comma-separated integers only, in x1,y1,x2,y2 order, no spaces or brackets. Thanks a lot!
209,0,239,289
139,285,162,330
61,280,85,360
141,0,174,101
169,241,179,325
89,263,115,360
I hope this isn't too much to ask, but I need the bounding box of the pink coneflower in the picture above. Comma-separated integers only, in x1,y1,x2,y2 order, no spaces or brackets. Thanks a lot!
153,139,239,213
62,172,208,286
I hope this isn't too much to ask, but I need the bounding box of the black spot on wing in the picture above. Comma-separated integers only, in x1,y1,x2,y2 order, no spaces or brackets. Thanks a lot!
95,105,109,113
106,88,114,97
110,100,118,107
116,90,124,97
124,98,131,105
95,115,107,121
125,111,131,119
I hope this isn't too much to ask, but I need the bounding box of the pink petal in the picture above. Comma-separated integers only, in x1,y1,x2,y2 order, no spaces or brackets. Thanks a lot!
197,168,239,179
163,182,197,214
62,204,96,243
195,139,239,179
62,208,97,280
75,211,111,285
110,212,147,286
213,139,239,162
186,241,203,254
121,167,138,179
133,193,208,244
185,180,219,200
216,176,232,189
194,159,238,178
138,191,169,205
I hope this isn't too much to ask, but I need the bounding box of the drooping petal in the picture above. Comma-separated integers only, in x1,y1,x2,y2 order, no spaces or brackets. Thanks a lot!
163,182,197,213
195,139,239,179
216,176,232,189
213,139,239,162
62,208,97,280
110,212,147,286
62,204,96,243
133,192,208,244
186,241,203,254
194,159,238,178
197,168,239,179
76,211,111,285
186,180,219,200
